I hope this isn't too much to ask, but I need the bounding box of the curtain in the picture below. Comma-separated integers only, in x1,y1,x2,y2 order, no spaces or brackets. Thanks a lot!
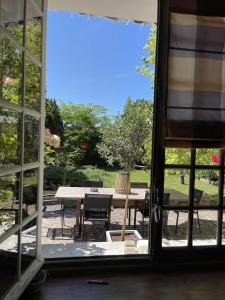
165,0,225,147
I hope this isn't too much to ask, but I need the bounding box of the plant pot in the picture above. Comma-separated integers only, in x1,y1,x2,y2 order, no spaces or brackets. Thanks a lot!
106,230,142,242
114,172,130,194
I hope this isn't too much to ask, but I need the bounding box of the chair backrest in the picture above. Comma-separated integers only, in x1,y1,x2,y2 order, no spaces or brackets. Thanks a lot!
82,180,103,188
163,193,170,205
194,189,203,204
130,182,148,189
23,185,37,205
84,194,112,211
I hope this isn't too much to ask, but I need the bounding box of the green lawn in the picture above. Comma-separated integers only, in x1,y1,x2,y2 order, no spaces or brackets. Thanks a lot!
76,167,219,199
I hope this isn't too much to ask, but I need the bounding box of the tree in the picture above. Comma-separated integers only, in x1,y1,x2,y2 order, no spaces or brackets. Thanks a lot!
59,102,109,167
97,97,151,171
45,98,64,143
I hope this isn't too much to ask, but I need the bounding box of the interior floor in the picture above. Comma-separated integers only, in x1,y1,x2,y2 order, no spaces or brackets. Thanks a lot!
20,268,225,300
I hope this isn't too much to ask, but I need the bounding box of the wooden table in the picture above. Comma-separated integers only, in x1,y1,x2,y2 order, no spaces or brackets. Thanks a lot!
165,189,189,205
55,187,147,226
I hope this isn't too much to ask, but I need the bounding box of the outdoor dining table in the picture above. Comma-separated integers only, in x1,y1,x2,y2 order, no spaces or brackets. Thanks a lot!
55,187,147,226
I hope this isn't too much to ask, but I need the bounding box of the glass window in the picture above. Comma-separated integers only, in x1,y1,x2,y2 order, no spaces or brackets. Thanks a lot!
194,170,219,206
0,35,23,105
24,115,39,163
0,173,20,238
26,0,42,61
1,0,24,44
162,210,188,247
0,232,18,298
21,218,37,274
196,149,219,165
192,210,217,246
165,148,190,165
25,57,41,111
0,107,21,168
23,169,38,219
164,169,190,206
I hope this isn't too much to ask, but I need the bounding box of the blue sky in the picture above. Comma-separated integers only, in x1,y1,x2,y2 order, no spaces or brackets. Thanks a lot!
46,11,152,115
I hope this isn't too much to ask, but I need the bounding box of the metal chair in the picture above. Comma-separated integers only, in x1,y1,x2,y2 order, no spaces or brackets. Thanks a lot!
82,180,103,187
42,194,65,239
174,189,203,234
79,193,112,240
128,182,148,226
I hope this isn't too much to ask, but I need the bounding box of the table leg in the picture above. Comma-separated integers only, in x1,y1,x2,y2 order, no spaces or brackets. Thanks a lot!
75,201,81,226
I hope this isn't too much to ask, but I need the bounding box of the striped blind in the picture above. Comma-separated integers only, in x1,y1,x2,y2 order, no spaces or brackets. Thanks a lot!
165,1,225,147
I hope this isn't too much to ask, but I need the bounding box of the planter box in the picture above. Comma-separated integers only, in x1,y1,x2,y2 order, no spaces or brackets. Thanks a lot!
106,230,142,242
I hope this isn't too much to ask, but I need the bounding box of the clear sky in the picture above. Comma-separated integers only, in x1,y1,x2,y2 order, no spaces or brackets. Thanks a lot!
46,10,152,115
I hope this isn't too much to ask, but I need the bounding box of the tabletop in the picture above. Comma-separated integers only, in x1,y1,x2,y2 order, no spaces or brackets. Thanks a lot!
55,187,147,201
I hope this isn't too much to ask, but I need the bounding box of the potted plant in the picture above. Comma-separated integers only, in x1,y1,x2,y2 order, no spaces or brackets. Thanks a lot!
97,98,150,241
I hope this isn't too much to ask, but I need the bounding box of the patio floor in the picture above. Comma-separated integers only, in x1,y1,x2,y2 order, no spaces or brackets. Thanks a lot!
39,206,224,258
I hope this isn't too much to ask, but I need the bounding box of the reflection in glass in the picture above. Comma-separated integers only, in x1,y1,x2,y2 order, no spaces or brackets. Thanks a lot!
165,148,190,165
24,115,39,163
0,35,23,105
164,169,189,206
0,233,18,298
1,0,24,44
26,0,42,60
0,173,20,237
0,107,21,168
23,169,38,219
162,210,188,247
25,57,41,111
21,218,37,273
195,170,219,206
192,210,217,246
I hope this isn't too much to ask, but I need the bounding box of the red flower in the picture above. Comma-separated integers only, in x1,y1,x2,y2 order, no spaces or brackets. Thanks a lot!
211,154,220,165
80,143,88,150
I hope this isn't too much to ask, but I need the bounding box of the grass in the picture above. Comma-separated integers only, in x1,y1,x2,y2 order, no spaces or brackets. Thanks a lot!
78,166,219,200
75,166,151,188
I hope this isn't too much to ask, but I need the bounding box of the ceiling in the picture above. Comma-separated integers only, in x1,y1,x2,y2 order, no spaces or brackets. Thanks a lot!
48,0,157,24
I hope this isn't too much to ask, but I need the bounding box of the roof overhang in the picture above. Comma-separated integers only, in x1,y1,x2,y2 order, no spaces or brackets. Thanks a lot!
48,0,157,24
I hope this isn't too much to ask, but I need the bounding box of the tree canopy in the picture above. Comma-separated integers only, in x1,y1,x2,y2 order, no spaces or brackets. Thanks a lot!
97,97,152,171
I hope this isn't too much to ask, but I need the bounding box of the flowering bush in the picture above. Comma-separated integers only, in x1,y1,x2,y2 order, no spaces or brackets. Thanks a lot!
211,153,220,165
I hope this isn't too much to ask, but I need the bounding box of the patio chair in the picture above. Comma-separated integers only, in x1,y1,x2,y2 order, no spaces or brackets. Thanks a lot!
174,189,203,234
79,193,112,240
128,182,148,226
82,180,103,187
42,194,65,239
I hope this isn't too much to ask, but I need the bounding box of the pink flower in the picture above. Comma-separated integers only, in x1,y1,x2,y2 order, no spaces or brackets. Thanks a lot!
211,154,220,165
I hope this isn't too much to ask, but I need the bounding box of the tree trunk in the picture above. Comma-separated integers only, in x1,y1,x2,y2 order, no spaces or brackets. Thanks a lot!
121,171,130,241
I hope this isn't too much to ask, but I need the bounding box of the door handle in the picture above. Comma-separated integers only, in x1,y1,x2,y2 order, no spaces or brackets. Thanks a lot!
152,204,161,223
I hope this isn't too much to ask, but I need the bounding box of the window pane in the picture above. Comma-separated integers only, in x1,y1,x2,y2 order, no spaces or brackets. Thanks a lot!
165,148,190,165
0,107,21,168
164,169,190,206
0,173,20,237
196,149,219,165
222,211,225,245
1,0,24,44
192,210,217,246
23,169,38,219
0,232,18,298
0,35,23,105
21,218,37,274
25,57,41,111
195,170,219,206
26,0,42,61
162,210,188,247
24,115,39,163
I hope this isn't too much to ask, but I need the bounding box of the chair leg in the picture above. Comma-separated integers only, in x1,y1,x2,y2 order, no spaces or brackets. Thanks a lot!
175,212,179,234
196,211,201,234
61,204,64,236
134,209,137,229
128,207,131,226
